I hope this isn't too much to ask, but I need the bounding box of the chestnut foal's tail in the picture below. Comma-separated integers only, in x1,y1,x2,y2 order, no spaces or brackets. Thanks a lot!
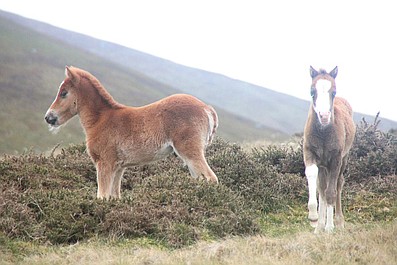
206,105,218,145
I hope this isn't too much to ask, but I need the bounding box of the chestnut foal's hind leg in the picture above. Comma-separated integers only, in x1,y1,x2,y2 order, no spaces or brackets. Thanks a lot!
173,141,218,183
187,153,218,183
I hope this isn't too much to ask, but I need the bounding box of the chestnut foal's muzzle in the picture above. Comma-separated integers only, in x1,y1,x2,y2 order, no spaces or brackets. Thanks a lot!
45,112,58,125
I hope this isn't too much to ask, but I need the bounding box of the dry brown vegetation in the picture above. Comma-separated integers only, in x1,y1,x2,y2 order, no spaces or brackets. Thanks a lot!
4,222,396,265
0,117,396,264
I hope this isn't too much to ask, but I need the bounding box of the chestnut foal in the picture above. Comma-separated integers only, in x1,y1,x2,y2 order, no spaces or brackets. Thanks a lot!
45,66,218,199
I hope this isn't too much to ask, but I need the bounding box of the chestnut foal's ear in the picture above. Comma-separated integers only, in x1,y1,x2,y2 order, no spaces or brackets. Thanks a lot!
329,66,338,79
65,65,72,77
65,66,79,85
310,66,319,78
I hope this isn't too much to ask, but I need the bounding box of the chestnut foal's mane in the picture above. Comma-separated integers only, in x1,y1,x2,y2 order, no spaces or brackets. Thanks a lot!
71,67,124,109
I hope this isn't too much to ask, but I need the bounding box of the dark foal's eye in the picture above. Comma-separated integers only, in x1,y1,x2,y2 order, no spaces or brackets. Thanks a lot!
331,91,336,98
60,90,68,98
310,87,316,98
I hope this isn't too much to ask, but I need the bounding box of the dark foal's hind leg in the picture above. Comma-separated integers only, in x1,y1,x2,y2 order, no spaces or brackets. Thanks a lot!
335,156,348,228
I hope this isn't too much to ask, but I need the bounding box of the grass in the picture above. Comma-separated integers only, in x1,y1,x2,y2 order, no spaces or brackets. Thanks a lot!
1,222,396,265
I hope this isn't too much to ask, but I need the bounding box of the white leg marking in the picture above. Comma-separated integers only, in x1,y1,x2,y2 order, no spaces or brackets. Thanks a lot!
305,164,318,223
325,205,335,233
315,195,326,233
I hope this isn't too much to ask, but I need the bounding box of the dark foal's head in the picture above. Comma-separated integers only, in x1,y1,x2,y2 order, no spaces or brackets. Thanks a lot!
309,66,338,126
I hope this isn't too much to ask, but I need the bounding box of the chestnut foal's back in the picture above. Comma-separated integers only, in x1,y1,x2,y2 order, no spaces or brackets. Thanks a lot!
45,66,218,199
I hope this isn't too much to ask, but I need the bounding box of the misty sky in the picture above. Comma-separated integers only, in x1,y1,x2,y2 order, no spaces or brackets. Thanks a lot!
1,0,396,121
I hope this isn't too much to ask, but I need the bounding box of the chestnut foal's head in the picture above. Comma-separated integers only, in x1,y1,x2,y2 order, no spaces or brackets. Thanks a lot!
309,66,338,126
44,66,79,131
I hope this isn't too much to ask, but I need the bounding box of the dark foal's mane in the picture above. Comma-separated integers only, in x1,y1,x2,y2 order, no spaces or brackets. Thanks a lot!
72,67,124,109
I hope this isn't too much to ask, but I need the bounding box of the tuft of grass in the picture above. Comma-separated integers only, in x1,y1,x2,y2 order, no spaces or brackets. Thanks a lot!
3,221,396,265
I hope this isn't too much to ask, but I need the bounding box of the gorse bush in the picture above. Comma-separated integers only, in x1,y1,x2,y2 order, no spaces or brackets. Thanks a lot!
1,118,396,248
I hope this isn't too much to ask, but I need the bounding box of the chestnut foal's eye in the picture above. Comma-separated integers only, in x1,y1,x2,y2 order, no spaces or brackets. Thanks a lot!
60,90,68,98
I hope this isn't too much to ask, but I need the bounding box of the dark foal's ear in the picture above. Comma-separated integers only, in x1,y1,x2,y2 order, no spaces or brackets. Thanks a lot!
65,66,80,85
329,66,338,78
310,66,319,78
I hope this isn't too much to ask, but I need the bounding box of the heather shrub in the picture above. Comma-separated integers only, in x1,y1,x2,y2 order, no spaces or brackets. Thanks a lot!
209,139,306,212
348,115,397,181
102,174,260,248
0,143,259,248
251,144,305,176
1,126,396,248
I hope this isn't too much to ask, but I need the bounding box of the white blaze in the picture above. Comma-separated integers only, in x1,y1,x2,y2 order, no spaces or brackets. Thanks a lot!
313,79,333,125
314,79,332,113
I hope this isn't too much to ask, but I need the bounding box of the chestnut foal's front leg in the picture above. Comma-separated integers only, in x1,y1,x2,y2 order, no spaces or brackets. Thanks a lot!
96,161,117,199
111,168,125,199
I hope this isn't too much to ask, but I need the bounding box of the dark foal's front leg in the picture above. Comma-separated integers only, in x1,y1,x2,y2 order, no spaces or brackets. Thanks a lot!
315,167,328,233
324,157,343,232
304,149,319,228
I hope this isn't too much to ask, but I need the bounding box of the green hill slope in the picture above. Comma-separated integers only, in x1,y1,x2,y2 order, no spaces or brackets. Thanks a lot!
0,13,283,154
6,10,396,134
1,10,396,154
7,12,309,134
